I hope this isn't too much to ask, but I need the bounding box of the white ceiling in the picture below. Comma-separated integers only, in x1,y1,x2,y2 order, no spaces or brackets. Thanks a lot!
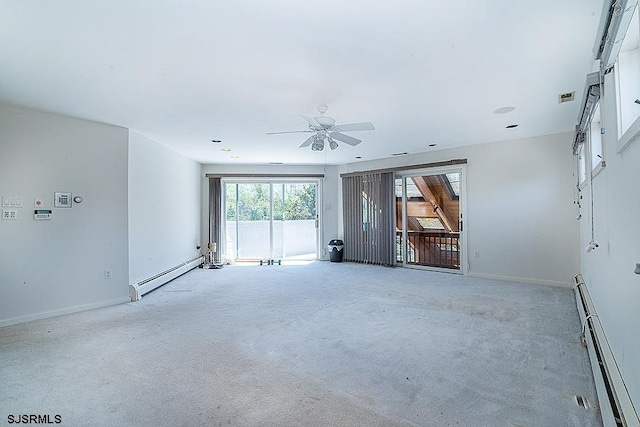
0,0,604,165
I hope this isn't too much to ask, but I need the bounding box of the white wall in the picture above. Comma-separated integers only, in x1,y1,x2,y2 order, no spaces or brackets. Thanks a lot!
340,132,580,286
128,132,202,284
200,164,340,260
0,104,129,326
578,71,640,409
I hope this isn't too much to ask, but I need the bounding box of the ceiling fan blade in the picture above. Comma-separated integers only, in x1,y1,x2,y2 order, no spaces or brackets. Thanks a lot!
299,135,315,148
301,115,321,129
331,132,361,146
333,122,375,132
266,130,313,135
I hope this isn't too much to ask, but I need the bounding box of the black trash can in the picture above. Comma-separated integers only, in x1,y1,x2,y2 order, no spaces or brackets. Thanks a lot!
328,239,344,262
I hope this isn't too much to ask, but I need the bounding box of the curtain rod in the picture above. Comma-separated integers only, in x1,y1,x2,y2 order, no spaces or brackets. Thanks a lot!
205,173,325,179
340,159,467,177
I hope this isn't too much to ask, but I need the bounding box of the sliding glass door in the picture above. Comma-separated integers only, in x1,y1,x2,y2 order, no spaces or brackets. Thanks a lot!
226,183,271,259
224,181,318,262
396,168,465,272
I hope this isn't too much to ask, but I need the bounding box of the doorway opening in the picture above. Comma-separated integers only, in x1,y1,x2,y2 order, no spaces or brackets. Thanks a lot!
223,181,319,263
396,167,465,272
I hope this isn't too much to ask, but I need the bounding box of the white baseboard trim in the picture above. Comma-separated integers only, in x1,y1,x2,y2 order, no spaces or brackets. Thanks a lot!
0,296,131,328
467,272,572,288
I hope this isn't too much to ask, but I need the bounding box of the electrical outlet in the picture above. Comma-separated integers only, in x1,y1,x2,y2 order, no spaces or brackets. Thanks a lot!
104,270,112,280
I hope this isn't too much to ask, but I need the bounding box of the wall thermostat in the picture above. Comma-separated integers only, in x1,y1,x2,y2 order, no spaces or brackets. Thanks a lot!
54,192,72,208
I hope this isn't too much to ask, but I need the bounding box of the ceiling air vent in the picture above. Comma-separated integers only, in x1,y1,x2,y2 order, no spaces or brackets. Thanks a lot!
559,92,575,103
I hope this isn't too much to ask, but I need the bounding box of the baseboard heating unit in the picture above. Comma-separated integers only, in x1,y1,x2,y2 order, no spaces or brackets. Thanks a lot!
573,274,639,427
129,256,203,302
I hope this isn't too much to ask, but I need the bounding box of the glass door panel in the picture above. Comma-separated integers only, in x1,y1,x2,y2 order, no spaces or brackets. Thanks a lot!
272,183,285,260
395,177,404,264
279,183,317,260
228,183,271,260
398,172,461,270
224,183,238,261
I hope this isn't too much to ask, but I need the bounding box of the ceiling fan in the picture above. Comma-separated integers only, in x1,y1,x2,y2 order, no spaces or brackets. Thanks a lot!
267,105,375,151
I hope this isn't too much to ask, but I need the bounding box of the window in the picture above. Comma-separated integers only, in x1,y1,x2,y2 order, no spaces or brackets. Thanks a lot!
589,103,603,171
396,180,422,198
616,5,640,139
574,71,600,181
416,217,445,230
444,173,460,198
577,143,587,186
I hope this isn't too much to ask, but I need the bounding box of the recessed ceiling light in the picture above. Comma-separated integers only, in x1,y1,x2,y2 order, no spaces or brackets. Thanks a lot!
506,124,519,129
230,155,239,159
221,148,231,152
391,152,408,156
210,139,222,143
268,162,283,165
494,106,515,114
428,143,437,147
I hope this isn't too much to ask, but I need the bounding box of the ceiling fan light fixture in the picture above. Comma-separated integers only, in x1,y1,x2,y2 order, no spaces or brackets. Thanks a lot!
311,136,324,151
328,138,338,150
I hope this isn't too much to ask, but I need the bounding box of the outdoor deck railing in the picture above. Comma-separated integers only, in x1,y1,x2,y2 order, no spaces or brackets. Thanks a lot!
396,231,460,269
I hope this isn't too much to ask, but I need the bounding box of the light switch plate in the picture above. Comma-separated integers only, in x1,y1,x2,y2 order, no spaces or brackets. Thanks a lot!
2,209,18,220
2,196,22,207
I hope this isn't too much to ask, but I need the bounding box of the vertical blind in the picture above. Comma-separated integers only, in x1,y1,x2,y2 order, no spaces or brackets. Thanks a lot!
342,172,395,266
208,177,223,263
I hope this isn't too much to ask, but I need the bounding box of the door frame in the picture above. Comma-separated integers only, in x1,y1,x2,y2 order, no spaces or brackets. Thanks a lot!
221,178,322,262
395,165,468,275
